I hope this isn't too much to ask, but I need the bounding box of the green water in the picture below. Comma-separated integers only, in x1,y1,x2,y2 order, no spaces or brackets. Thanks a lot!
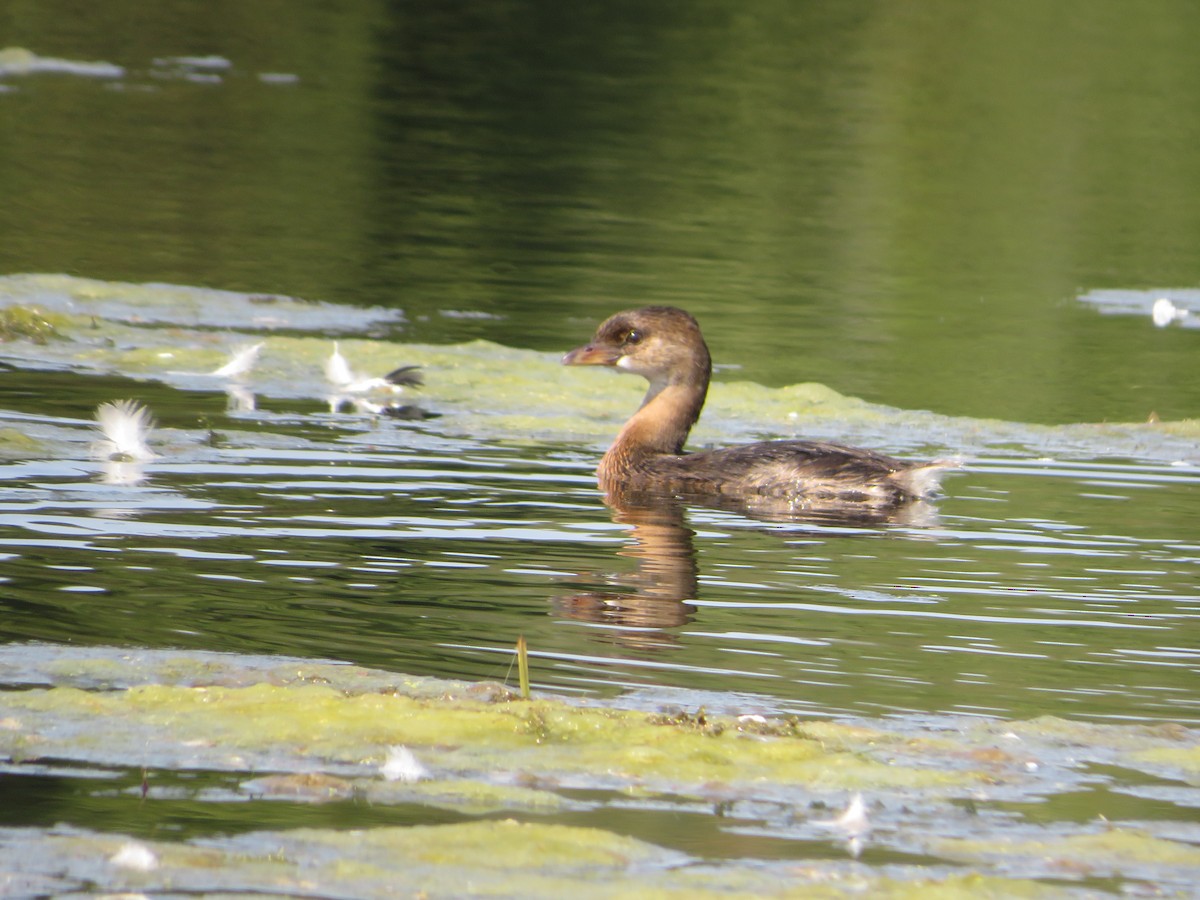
0,2,1198,895
2,1,1198,423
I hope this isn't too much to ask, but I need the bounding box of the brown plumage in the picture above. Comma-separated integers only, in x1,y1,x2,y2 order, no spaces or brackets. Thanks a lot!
562,306,957,508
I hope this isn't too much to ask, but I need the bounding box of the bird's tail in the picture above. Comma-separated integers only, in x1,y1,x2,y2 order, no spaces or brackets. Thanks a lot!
890,458,963,499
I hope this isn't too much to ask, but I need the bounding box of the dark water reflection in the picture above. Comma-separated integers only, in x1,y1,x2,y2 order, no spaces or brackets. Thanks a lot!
551,490,946,648
553,498,699,643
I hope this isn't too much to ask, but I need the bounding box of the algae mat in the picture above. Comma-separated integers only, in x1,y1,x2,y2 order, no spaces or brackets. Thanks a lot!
1,644,1198,897
1,273,1197,461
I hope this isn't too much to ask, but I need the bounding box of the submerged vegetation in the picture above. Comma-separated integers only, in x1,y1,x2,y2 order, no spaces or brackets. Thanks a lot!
0,304,62,343
0,645,1197,895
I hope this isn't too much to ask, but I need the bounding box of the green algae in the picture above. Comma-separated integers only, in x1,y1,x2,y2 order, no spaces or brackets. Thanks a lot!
1,646,1195,896
0,305,65,343
110,342,223,373
806,875,1075,900
932,827,1200,872
11,824,1083,899
0,426,46,456
42,652,247,688
0,272,404,333
990,715,1193,749
1128,745,1200,783
243,771,358,801
35,648,461,694
367,777,571,814
5,648,1196,803
1150,417,1200,437
357,819,663,869
3,273,1197,463
3,680,977,794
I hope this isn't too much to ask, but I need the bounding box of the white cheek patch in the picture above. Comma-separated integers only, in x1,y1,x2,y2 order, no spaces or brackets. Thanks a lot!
616,355,634,370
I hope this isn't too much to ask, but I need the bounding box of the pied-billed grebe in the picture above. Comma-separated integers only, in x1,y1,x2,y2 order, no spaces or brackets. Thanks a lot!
562,306,957,507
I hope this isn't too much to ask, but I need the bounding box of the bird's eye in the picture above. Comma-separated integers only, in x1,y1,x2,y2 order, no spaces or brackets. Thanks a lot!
624,329,642,345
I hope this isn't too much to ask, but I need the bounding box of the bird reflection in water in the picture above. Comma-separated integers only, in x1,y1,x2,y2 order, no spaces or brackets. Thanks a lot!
554,493,699,646
554,486,942,650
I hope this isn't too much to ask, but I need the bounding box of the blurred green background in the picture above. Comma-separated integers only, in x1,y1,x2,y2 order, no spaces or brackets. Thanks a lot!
2,0,1197,423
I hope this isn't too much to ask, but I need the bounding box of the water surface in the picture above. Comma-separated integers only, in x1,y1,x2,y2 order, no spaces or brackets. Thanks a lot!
0,2,1198,893
0,277,1195,727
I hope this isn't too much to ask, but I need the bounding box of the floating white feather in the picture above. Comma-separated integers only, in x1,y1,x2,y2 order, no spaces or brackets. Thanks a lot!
814,792,871,857
1152,298,1180,327
325,341,420,395
110,840,159,871
93,399,157,462
211,341,264,378
815,793,870,836
324,341,355,387
380,745,430,783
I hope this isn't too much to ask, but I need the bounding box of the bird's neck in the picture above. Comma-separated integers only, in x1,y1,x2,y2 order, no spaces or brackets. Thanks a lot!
599,374,708,483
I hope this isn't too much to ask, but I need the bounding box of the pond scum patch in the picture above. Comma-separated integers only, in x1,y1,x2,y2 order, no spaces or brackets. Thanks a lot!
0,645,1197,896
0,272,1197,460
